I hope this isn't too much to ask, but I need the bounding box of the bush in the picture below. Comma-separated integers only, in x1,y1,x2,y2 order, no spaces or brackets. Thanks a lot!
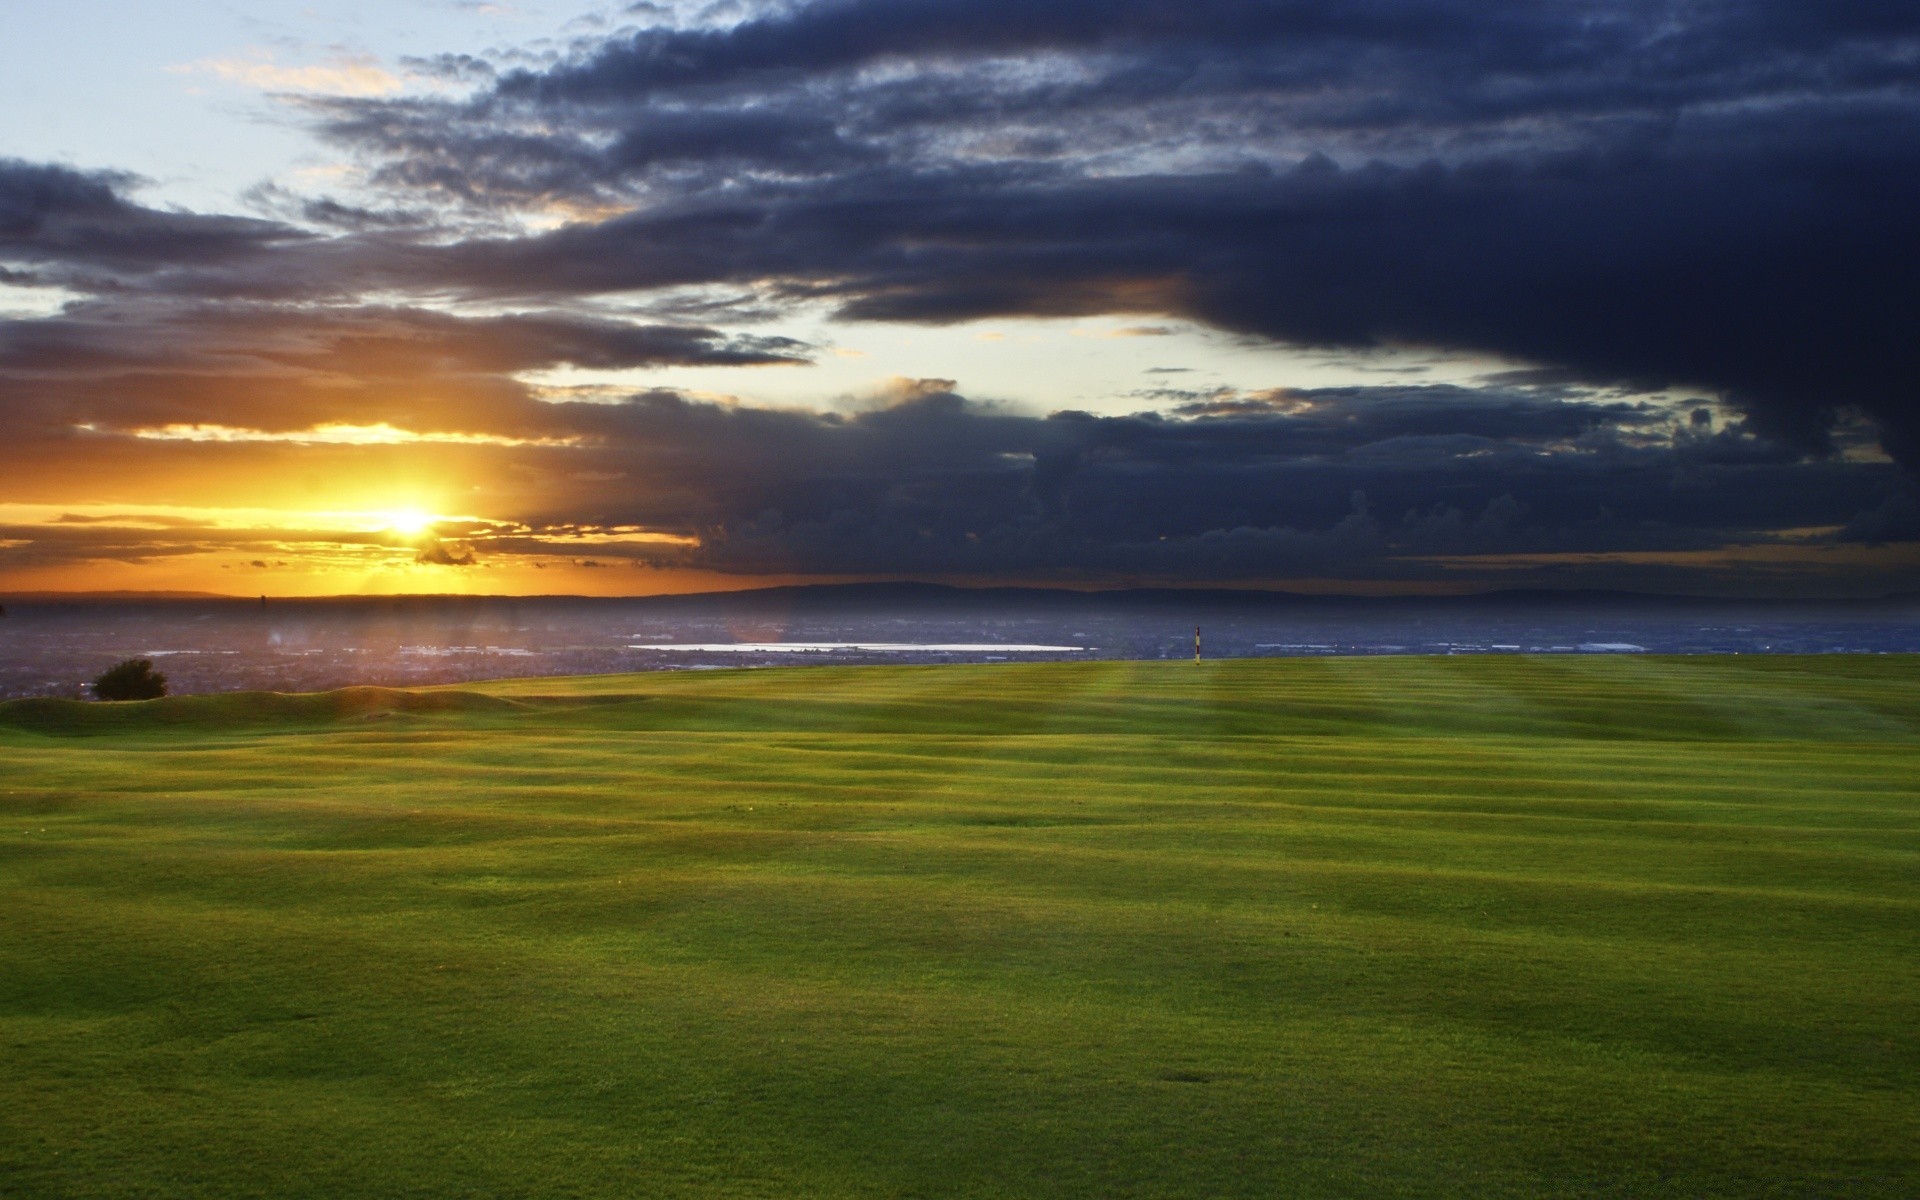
93,659,168,702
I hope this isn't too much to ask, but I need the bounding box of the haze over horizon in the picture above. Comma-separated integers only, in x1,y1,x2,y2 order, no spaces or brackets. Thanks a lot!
4,1,1919,599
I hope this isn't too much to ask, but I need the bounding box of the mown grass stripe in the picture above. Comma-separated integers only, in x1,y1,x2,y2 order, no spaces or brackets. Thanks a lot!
1,655,1916,1198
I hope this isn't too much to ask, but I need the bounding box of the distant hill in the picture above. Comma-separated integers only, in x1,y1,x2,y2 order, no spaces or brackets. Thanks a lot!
0,590,238,603
5,581,1919,614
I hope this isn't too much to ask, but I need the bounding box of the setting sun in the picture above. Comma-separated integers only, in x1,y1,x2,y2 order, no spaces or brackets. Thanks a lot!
379,508,439,538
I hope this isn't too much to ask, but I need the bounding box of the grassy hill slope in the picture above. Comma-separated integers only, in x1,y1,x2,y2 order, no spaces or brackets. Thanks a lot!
2,656,1917,1197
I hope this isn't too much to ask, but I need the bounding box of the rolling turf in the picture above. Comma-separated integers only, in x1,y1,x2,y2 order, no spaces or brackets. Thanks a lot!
1,655,1916,1197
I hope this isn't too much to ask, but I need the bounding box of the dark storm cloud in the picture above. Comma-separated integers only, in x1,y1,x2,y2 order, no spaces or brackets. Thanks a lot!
363,117,1916,468
0,300,807,436
0,301,804,375
314,0,1920,197
470,383,1893,579
0,159,309,285
0,370,1901,582
1162,385,1661,443
493,0,1912,120
286,0,1920,468
1837,484,1920,546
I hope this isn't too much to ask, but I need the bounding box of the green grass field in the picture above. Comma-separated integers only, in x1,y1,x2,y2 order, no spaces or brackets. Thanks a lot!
2,655,1917,1198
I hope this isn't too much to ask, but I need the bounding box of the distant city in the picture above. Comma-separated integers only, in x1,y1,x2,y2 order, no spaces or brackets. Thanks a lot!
4,584,1919,699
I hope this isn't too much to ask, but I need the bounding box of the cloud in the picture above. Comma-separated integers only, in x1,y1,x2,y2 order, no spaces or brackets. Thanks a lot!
128,423,584,447
0,159,305,289
0,300,810,440
0,376,1897,587
172,52,406,97
16,1,1920,472
274,1,1920,469
1837,485,1920,546
415,537,478,566
331,382,1899,579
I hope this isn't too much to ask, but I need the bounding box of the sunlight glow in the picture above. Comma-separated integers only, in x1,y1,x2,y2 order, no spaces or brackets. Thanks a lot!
378,508,440,538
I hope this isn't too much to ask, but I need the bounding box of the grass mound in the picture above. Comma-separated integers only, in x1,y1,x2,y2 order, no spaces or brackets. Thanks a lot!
2,655,1916,1198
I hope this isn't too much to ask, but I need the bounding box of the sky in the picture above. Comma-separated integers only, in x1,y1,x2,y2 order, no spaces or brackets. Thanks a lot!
1,0,1917,598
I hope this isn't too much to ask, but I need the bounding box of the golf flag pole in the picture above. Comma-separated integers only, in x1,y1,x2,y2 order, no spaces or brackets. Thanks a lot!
1195,625,1201,663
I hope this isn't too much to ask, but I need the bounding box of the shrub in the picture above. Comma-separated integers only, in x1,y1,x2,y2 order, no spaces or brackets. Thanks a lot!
93,659,168,701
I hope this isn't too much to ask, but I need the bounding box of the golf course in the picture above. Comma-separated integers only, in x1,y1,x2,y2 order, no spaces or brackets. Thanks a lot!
2,654,1916,1198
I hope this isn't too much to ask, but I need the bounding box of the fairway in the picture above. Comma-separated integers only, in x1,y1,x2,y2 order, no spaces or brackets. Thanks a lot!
2,656,1917,1198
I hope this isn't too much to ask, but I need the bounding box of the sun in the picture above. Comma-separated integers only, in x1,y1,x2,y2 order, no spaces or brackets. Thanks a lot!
380,507,439,538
